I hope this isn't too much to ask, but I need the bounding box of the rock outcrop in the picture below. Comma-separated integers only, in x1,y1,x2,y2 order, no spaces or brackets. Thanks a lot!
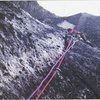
63,13,100,48
0,1,100,99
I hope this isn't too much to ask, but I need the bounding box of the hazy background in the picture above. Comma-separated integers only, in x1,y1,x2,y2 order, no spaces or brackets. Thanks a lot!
38,0,100,17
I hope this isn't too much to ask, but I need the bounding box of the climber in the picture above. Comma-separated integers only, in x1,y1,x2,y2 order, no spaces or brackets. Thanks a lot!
66,28,94,47
67,28,85,40
64,28,76,49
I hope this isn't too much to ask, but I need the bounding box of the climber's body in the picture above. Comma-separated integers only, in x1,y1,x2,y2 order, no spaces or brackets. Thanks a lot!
64,28,93,48
67,28,86,41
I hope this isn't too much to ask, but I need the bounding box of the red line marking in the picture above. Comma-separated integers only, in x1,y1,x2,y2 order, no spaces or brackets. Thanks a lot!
36,41,76,100
28,39,73,100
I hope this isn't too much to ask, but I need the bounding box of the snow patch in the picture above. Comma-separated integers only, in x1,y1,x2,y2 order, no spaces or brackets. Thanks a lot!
57,20,75,29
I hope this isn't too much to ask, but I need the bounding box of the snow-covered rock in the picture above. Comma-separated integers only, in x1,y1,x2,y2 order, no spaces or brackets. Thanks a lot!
57,20,75,29
0,1,100,99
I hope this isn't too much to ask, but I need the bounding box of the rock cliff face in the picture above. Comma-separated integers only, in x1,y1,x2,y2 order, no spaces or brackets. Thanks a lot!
13,1,57,23
0,1,100,99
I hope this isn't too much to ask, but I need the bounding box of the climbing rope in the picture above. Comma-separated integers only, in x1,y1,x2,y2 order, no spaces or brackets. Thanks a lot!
28,38,76,100
35,40,76,100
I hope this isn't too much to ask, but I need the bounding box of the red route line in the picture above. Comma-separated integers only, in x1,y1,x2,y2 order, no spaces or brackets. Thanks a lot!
36,40,76,100
28,38,73,100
